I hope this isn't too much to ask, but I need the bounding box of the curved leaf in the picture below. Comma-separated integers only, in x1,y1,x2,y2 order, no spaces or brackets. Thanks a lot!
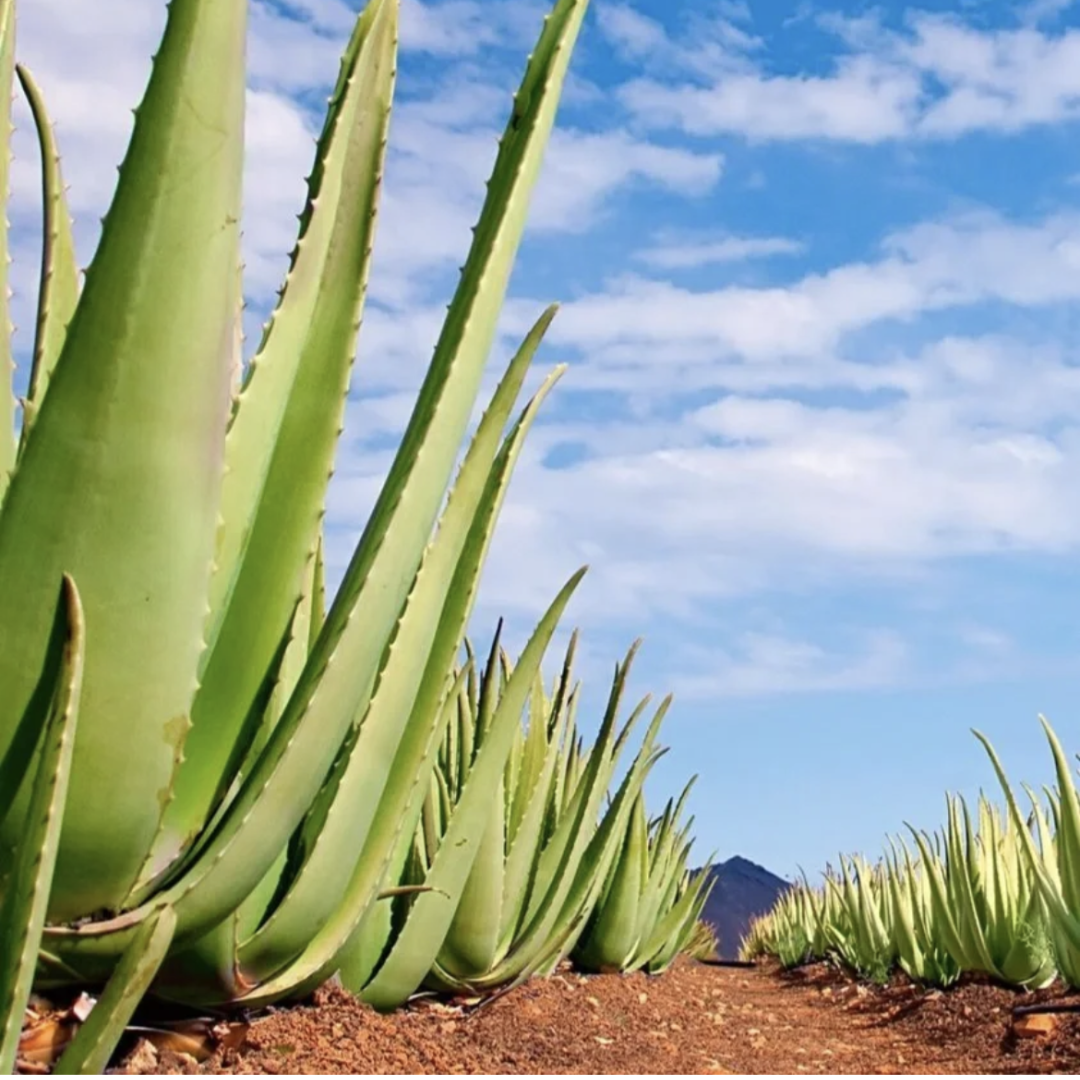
0,0,245,917
0,576,83,1076
15,64,80,446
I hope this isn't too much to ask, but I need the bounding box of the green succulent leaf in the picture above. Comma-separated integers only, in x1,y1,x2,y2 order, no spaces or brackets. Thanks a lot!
0,0,246,918
54,906,176,1076
15,64,80,447
230,316,562,992
150,0,398,877
0,576,83,1076
574,792,646,972
129,0,586,944
232,359,570,1007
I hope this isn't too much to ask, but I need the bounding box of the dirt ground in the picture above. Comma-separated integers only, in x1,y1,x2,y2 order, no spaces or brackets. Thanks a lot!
89,958,1080,1075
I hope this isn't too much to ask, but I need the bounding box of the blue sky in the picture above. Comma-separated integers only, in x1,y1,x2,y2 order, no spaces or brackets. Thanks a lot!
13,0,1080,885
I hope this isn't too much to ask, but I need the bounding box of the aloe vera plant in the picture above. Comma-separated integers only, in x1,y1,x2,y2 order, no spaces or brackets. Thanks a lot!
1,0,594,1034
572,781,713,975
338,631,680,1009
907,795,1053,988
978,718,1080,988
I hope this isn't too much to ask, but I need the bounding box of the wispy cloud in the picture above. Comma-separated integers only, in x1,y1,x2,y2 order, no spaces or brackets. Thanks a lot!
636,234,805,269
616,7,1080,142
672,630,908,698
597,1,762,77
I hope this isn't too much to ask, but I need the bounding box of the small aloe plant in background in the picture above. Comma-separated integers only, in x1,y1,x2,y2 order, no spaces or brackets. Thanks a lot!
339,631,701,1008
743,723,1080,994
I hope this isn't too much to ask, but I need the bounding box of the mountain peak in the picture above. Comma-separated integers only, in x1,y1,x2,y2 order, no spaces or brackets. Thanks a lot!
721,854,782,877
696,857,790,959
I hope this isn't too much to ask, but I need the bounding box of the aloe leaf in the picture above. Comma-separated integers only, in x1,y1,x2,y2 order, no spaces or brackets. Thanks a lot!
515,731,668,986
0,0,13,504
885,849,922,980
641,874,694,972
361,570,586,1011
37,0,589,990
574,791,646,971
1034,718,1080,917
497,664,573,952
336,671,467,993
908,827,969,968
646,873,710,974
152,0,398,873
523,661,647,933
252,554,317,765
0,0,246,918
481,703,669,991
145,558,318,909
16,65,80,445
945,800,996,975
257,571,586,1010
147,580,317,997
436,777,505,977
310,535,327,652
630,790,695,970
507,644,572,850
54,905,176,1075
0,576,83,1077
977,725,1080,958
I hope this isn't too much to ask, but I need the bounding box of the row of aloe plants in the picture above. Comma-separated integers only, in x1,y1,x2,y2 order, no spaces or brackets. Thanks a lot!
741,719,1080,992
0,0,711,1071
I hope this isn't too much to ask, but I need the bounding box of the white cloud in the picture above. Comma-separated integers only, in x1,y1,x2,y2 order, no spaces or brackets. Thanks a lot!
596,1,762,78
1020,0,1079,25
636,233,804,269
596,3,668,60
672,630,908,698
500,213,1080,371
956,624,1013,653
902,15,1080,136
621,57,921,142
448,202,1080,648
616,6,1080,142
529,130,722,231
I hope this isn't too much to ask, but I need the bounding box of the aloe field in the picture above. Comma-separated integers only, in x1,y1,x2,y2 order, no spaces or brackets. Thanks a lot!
3,0,1080,1073
743,720,1080,991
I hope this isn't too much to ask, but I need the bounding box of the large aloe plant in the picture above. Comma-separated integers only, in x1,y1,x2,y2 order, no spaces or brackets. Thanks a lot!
0,0,593,1024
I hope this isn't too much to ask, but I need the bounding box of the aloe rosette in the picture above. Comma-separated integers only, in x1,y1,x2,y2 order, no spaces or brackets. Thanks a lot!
337,633,681,1009
978,718,1080,988
0,0,595,1026
907,795,1053,989
572,781,713,975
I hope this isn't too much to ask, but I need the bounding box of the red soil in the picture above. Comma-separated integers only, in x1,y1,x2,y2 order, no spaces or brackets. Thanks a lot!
96,958,1080,1075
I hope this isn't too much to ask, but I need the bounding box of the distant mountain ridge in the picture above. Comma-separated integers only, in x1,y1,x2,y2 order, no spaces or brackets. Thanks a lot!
696,856,791,959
